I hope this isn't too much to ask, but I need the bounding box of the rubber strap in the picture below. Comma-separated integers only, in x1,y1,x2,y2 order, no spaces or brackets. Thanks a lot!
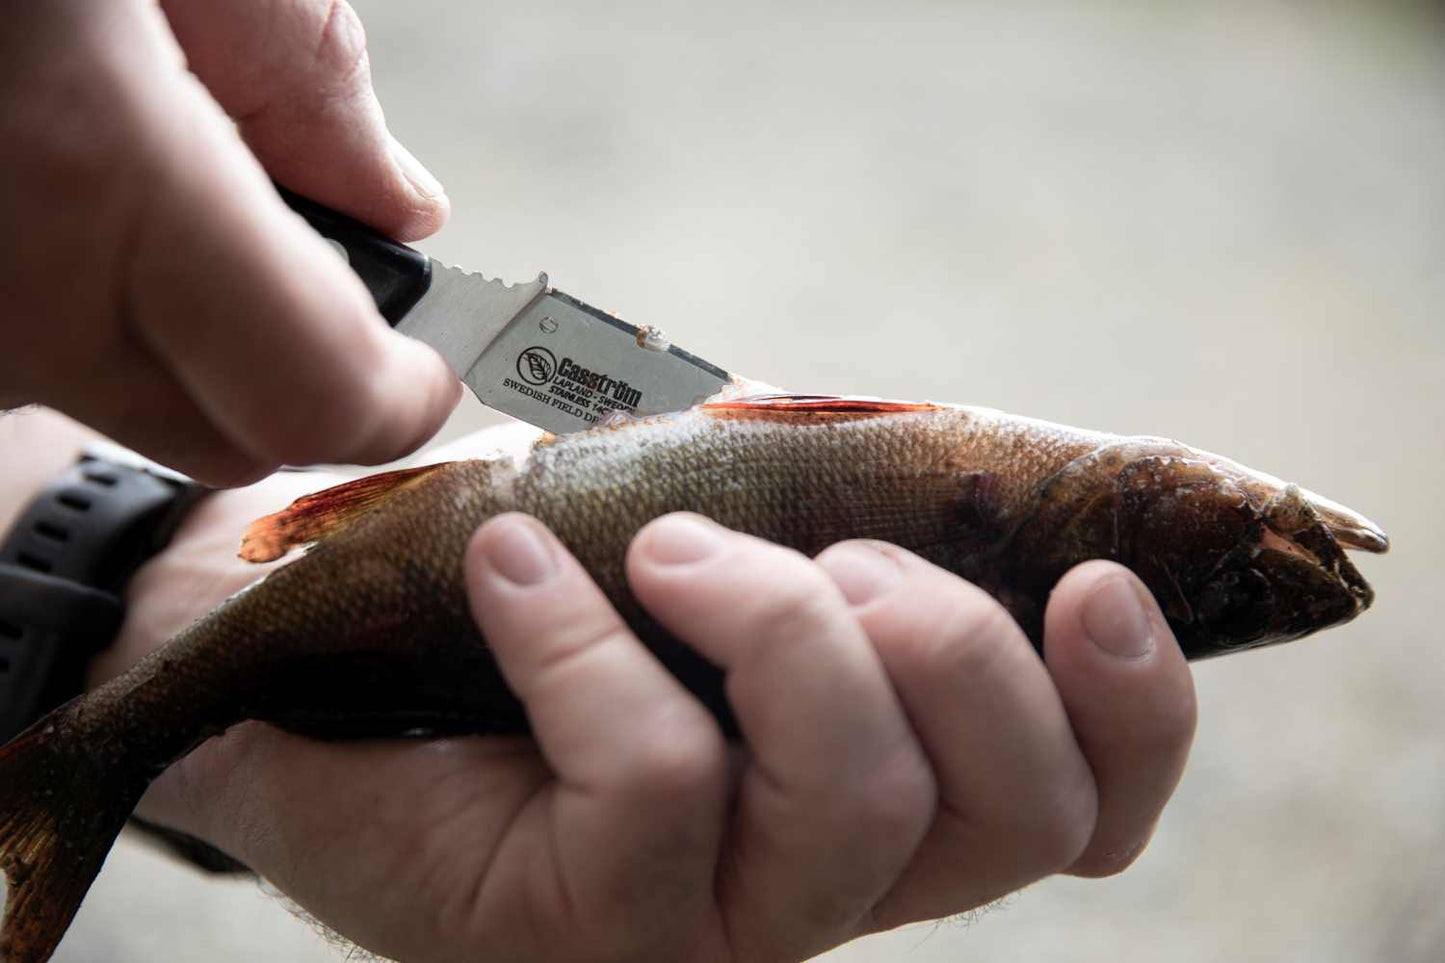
0,452,255,875
0,454,205,743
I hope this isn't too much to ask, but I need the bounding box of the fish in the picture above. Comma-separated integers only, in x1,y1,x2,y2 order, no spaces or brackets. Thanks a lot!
0,394,1388,963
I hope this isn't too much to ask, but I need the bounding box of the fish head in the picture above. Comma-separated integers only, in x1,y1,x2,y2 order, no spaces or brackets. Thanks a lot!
1164,492,1369,657
1012,442,1388,658
1123,453,1387,658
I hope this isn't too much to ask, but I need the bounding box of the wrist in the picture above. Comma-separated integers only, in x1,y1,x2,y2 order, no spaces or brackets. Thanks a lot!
0,424,211,740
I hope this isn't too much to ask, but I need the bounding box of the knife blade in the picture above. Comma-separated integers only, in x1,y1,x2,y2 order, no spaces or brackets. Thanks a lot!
278,188,731,434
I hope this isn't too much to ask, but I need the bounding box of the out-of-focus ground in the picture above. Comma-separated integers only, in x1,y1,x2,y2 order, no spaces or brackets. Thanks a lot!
56,1,1444,960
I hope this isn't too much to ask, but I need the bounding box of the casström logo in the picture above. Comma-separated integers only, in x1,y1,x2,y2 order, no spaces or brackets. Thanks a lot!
516,346,557,386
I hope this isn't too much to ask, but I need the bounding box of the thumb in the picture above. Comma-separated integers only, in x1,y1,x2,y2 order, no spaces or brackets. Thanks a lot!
1042,561,1196,878
160,0,449,240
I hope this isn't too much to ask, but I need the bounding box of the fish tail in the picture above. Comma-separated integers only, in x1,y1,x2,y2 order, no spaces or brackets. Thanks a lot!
0,720,146,963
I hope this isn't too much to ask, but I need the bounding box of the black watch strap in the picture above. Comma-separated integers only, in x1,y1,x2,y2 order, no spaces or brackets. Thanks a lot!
0,449,207,744
0,448,254,877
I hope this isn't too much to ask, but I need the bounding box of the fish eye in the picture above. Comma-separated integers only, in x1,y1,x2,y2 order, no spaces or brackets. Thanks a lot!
1195,567,1274,646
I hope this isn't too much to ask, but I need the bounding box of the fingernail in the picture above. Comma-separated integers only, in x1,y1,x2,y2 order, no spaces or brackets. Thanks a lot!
389,136,446,200
1082,575,1155,659
483,516,556,586
819,543,903,606
642,515,723,565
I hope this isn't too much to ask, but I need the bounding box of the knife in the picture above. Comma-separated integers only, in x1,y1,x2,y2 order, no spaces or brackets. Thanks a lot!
278,188,731,434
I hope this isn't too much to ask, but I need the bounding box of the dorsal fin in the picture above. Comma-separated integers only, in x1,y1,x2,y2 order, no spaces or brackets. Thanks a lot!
701,394,943,418
239,463,455,563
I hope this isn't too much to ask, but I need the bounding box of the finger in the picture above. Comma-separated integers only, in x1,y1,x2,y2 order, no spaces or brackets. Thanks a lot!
160,0,448,240
628,515,935,961
113,37,460,469
49,329,277,487
813,541,1098,928
1042,561,1197,877
467,514,728,951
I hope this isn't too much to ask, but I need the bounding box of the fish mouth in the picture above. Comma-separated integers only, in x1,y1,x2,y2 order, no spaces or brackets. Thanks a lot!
1180,483,1385,656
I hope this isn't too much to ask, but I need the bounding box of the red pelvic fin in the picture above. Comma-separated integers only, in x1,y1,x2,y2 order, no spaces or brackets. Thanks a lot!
701,394,943,418
240,463,455,563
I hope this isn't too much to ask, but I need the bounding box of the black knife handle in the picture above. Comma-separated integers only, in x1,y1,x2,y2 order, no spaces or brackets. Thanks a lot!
276,187,432,325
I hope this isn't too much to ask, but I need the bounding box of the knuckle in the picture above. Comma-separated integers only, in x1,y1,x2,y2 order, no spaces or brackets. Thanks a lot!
310,0,371,87
622,709,725,802
526,614,631,684
849,743,936,841
892,594,1025,683
742,556,843,639
1019,772,1098,874
3,35,133,197
217,0,374,128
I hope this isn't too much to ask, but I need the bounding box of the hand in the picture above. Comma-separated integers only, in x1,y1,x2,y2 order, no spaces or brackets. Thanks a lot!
0,0,459,485
99,466,1196,962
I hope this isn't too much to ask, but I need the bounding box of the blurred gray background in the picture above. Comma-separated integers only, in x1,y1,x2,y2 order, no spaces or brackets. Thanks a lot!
58,0,1444,960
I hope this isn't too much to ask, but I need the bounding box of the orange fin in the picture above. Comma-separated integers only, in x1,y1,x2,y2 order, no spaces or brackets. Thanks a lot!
701,394,943,418
240,463,455,563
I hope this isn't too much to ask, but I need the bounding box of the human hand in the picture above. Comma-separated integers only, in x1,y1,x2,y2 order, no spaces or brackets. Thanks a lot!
0,0,458,486
98,470,1195,962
